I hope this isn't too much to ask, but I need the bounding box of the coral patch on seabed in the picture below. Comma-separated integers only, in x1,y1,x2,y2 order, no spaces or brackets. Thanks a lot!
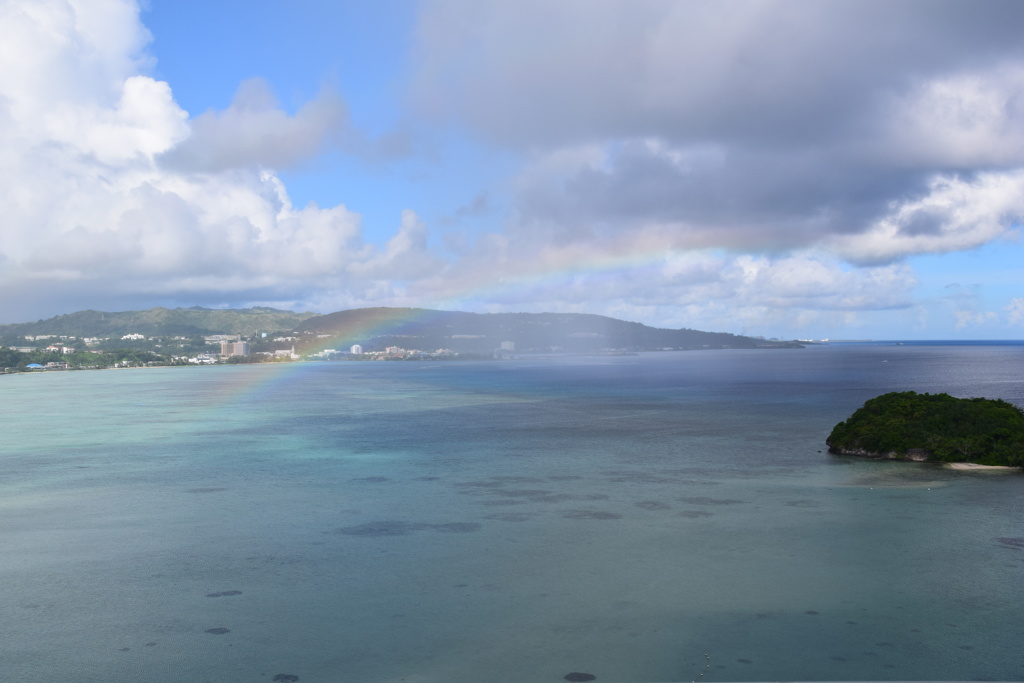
560,509,621,520
482,512,536,521
635,500,671,510
334,521,482,537
678,496,743,505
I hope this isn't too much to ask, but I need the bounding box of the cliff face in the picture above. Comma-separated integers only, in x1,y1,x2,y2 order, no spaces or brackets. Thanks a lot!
827,445,930,461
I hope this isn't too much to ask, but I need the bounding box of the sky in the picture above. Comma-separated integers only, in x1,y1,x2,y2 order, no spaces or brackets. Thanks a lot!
2,0,1024,339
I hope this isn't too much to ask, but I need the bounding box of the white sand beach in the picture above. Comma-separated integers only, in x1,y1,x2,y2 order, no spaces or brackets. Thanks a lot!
944,462,1020,471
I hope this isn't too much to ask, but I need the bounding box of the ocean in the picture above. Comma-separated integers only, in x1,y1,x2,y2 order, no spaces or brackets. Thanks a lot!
1,343,1022,682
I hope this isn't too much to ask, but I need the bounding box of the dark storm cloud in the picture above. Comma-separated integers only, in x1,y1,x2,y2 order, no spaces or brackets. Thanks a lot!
415,0,1024,148
514,141,931,249
413,0,1024,261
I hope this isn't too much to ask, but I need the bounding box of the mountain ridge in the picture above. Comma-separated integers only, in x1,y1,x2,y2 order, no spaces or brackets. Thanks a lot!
0,306,318,337
293,307,797,352
1,306,800,352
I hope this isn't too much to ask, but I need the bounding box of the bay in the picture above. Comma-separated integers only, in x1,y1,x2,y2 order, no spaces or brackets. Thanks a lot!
1,343,1022,682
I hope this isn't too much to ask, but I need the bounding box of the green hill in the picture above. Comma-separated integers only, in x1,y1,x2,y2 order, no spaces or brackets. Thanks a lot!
1,305,801,355
827,391,1024,467
0,306,317,338
293,307,800,353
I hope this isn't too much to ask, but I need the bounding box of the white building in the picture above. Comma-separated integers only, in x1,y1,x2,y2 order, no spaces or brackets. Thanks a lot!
350,344,363,355
221,340,251,356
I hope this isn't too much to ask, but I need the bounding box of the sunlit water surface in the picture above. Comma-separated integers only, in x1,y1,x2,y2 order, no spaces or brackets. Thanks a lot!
2,343,1023,682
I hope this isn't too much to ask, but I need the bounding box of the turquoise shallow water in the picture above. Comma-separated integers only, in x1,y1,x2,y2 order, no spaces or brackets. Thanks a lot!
1,345,1023,682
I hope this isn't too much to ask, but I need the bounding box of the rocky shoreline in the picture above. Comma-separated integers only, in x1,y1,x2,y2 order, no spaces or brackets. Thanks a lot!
829,446,1022,470
827,445,930,461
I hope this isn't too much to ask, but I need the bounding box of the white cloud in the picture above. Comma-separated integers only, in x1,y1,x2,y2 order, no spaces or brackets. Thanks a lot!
158,78,349,172
431,232,917,335
954,310,998,329
0,0,437,323
1007,298,1024,326
348,210,443,280
878,65,1024,168
829,172,1024,264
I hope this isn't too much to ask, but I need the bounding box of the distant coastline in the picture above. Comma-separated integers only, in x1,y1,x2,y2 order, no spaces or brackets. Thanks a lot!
820,339,1024,346
2,305,804,373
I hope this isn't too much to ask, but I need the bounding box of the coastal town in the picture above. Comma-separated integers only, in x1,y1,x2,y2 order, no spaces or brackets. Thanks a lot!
0,305,802,374
0,330,512,373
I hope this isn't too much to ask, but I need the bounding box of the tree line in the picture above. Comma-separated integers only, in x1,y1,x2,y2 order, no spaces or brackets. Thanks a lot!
0,347,165,371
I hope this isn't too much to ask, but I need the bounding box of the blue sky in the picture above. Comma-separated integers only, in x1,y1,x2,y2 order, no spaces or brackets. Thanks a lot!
2,0,1023,339
145,0,440,237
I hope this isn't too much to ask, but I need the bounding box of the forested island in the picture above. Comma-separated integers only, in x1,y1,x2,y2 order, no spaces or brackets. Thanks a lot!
827,391,1024,467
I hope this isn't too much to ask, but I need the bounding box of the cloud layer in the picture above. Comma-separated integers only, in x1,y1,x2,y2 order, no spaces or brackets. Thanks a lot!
414,0,1024,261
405,0,1024,333
158,78,349,173
2,0,1023,336
0,0,434,322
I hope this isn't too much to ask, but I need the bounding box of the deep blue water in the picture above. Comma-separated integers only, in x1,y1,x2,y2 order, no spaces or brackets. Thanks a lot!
1,344,1022,682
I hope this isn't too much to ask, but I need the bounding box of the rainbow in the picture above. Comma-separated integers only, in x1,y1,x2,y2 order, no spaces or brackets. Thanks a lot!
184,308,467,409
284,244,723,357
190,243,722,400
431,241,722,314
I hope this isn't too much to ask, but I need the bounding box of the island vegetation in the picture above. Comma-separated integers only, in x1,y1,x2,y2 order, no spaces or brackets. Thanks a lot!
827,391,1024,467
